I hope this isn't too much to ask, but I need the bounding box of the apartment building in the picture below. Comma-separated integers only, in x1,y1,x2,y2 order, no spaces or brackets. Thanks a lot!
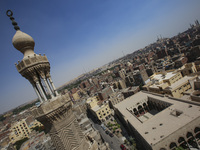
86,96,112,122
9,119,31,143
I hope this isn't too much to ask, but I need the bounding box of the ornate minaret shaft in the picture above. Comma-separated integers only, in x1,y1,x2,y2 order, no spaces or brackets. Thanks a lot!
7,10,89,150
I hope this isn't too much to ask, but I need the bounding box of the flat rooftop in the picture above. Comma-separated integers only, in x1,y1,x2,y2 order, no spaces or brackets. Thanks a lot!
115,91,200,146
92,101,108,111
166,76,195,90
92,105,101,111
151,72,175,83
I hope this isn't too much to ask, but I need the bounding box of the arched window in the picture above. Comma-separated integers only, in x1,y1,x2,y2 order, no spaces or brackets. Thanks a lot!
178,137,185,144
133,108,137,112
133,108,139,116
187,132,198,149
138,105,142,110
169,142,177,149
186,132,193,139
138,105,144,115
178,137,188,149
143,103,148,112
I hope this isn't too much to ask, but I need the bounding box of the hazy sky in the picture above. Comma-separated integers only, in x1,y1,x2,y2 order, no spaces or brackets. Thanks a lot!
0,0,200,114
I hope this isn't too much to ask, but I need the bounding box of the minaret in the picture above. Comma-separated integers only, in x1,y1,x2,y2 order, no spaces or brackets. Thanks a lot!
6,10,57,103
7,10,89,150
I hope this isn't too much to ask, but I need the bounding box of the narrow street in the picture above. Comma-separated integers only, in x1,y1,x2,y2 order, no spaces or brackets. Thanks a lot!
90,118,123,150
87,110,123,150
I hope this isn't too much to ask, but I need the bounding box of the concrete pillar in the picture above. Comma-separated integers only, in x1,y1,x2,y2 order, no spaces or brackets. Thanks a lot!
36,81,47,101
32,84,43,103
48,77,59,96
43,78,55,98
47,79,54,95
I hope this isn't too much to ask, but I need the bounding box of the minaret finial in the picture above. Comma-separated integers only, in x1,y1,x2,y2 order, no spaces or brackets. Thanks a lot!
6,10,20,31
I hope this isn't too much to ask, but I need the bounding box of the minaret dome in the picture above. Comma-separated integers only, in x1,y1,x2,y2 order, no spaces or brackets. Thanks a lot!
12,30,35,58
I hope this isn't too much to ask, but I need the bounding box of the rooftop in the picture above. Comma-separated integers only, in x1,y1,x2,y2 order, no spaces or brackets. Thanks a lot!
166,75,196,90
92,101,109,111
115,91,200,146
151,72,175,83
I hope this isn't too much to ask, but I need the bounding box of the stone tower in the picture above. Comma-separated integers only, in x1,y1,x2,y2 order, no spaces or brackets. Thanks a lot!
7,10,89,150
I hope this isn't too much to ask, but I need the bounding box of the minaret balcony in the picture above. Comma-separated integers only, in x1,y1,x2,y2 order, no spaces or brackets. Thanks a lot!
15,54,49,73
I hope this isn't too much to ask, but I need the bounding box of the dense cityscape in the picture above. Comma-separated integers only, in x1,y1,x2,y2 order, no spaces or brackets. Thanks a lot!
1,5,200,150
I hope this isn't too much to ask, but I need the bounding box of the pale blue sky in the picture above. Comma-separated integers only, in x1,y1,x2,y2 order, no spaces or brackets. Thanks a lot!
0,0,200,114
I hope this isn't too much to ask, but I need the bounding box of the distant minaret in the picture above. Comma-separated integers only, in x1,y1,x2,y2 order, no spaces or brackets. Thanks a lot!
7,10,90,150
195,20,199,26
157,35,160,41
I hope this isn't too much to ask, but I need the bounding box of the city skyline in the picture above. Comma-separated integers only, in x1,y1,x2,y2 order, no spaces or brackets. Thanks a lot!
1,0,200,114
